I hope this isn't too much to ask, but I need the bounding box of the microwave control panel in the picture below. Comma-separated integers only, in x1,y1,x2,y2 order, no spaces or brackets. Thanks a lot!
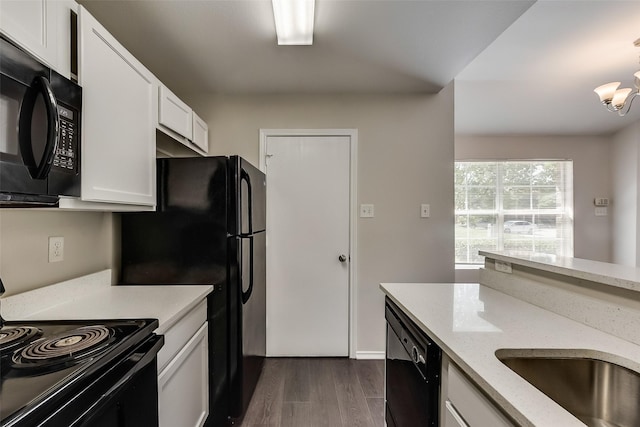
53,105,78,174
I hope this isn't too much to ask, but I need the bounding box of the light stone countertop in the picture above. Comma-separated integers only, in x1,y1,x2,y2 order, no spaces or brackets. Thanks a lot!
480,250,640,293
2,270,213,335
380,282,640,427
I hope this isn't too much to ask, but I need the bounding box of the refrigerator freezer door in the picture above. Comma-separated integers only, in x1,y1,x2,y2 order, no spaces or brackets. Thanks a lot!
230,156,266,236
156,156,228,214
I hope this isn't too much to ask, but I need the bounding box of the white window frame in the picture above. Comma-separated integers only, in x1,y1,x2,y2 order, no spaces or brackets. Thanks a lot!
455,160,574,266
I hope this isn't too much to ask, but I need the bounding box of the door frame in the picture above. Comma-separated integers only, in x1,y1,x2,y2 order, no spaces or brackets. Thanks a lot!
259,129,358,359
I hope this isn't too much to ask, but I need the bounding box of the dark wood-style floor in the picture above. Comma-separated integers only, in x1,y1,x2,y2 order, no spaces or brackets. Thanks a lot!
238,358,385,427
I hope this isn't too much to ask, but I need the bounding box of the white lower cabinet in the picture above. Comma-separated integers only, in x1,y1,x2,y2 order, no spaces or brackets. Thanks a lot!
444,400,469,427
156,299,209,427
158,322,209,427
443,360,514,427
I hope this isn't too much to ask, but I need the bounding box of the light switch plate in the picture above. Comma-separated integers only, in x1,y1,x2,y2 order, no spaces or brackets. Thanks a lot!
360,204,374,218
420,204,430,218
48,236,64,262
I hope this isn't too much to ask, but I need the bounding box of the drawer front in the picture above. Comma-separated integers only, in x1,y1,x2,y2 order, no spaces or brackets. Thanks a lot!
157,299,207,372
447,364,513,427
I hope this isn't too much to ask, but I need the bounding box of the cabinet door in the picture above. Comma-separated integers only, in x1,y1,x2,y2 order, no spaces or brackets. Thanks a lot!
0,0,58,68
158,323,209,427
78,6,156,206
159,85,193,140
191,111,208,154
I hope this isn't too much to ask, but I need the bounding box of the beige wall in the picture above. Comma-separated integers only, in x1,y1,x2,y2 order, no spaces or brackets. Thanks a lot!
0,210,113,296
611,120,640,266
189,89,455,353
455,135,613,265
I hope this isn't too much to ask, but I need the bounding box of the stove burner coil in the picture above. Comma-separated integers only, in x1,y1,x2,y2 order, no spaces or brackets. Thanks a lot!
0,326,42,351
13,325,112,366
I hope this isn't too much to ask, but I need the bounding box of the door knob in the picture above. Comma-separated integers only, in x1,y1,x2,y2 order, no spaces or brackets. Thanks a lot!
339,254,347,263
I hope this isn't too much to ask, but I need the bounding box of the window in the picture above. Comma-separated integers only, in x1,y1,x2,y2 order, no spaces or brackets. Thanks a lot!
455,161,573,265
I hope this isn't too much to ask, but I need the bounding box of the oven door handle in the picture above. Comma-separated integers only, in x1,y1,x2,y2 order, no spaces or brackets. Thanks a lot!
18,75,60,180
102,334,164,397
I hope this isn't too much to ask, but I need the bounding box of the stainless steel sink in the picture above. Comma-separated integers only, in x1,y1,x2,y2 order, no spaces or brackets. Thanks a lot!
496,350,640,427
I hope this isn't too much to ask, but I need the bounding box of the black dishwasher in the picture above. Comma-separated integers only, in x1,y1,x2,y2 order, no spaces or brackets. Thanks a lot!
385,297,441,427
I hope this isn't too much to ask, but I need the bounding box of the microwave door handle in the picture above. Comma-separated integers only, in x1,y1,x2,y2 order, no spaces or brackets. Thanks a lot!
34,76,60,179
241,168,253,235
18,76,60,180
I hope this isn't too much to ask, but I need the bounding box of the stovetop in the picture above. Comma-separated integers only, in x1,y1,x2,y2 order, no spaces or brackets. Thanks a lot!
0,318,159,426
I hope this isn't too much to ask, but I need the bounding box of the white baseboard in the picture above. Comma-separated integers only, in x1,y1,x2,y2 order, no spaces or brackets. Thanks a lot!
356,351,385,360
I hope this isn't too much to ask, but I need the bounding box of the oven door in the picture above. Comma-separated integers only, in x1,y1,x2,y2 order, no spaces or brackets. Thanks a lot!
35,334,165,427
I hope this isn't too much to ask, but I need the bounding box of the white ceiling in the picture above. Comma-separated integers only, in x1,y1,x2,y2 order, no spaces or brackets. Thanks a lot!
78,0,640,136
456,0,640,136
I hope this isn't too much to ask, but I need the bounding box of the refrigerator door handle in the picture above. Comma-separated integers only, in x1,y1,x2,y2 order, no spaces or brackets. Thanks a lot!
241,235,254,304
241,168,253,235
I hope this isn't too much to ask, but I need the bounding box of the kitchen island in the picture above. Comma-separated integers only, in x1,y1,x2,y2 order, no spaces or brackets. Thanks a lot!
381,251,640,427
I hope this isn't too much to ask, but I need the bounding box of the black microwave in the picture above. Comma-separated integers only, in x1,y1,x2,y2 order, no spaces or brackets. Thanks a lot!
0,35,81,207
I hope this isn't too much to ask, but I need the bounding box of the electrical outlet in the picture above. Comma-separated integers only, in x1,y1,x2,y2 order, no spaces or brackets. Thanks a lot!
48,236,64,262
495,260,512,274
420,204,430,218
360,204,374,218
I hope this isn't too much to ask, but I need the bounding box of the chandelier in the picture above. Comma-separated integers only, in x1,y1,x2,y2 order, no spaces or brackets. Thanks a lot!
593,38,640,117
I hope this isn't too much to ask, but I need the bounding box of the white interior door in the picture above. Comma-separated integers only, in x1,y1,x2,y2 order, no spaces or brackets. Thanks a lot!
265,135,351,356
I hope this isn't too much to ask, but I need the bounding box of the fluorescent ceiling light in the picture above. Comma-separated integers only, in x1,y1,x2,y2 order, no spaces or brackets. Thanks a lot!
272,0,315,45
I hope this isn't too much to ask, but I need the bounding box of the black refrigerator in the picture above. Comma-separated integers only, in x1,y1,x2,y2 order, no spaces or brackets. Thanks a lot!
119,156,266,426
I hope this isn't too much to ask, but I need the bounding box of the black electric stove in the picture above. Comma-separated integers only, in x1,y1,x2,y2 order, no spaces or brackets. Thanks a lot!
0,280,164,427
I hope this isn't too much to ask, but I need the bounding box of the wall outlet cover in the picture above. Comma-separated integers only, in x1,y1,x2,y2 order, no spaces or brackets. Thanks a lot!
495,260,512,274
48,236,64,263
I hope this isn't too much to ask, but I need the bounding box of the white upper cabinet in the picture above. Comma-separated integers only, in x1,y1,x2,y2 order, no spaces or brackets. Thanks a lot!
78,6,156,207
191,111,209,154
159,85,193,140
0,0,58,68
0,0,77,80
157,84,208,157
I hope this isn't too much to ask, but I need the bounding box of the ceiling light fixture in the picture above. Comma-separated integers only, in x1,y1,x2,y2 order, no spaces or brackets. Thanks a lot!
594,38,640,116
271,0,315,45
